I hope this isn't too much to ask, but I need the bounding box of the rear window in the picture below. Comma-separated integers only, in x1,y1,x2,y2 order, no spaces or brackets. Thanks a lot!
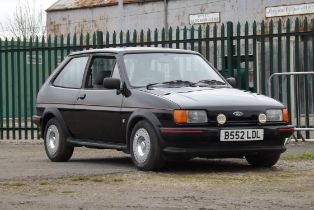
53,56,89,88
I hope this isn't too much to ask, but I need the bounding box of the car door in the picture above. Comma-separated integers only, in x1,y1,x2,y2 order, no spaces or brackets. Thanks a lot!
50,56,89,135
73,55,124,143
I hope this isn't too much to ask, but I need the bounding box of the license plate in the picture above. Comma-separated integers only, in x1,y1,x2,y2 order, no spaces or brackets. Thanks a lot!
220,129,264,141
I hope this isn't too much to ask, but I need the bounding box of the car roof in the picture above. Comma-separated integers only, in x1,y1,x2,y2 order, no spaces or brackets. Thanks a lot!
69,47,197,56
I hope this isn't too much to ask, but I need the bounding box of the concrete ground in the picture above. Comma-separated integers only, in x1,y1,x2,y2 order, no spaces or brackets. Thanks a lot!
0,141,313,209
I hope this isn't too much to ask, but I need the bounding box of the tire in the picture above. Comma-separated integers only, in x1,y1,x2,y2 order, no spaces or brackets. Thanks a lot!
130,120,164,171
44,118,74,162
245,153,281,168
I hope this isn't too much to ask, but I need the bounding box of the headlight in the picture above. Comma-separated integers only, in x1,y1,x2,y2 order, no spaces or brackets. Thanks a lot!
174,110,208,124
266,109,289,122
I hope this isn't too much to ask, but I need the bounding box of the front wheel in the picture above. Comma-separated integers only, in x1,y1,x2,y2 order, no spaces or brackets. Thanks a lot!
130,120,164,171
245,153,281,168
44,118,74,162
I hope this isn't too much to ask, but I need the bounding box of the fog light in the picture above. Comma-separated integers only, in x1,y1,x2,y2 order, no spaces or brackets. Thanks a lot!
258,113,267,124
217,113,226,125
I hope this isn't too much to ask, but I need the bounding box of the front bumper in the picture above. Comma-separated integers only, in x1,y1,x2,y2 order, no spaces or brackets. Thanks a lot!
159,125,294,158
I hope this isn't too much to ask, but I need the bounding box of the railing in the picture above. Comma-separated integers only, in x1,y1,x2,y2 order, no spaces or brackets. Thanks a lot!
0,17,314,140
268,72,314,141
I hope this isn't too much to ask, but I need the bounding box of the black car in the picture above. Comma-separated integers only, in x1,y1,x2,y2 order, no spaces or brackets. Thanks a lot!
33,47,294,171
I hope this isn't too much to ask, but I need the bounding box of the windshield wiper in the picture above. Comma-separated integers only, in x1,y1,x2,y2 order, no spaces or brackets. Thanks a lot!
192,79,227,87
146,80,193,89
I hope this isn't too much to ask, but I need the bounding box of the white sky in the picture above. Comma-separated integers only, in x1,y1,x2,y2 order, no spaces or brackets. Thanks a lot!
0,0,56,28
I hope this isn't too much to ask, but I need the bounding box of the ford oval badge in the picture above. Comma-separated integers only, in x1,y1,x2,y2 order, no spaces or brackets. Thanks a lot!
233,111,244,117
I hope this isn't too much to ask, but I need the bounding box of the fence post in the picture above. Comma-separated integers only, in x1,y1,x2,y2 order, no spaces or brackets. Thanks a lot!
10,38,16,140
73,33,77,52
205,25,210,61
113,31,117,48
236,22,241,89
79,33,83,51
277,19,283,101
162,28,166,47
261,21,266,94
190,25,194,51
221,24,225,73
126,30,130,47
154,28,158,47
183,26,187,50
294,18,301,138
4,38,9,138
140,29,144,47
66,34,70,55
147,29,151,47
168,27,173,48
29,37,34,139
96,31,103,48
253,21,257,93
4,38,9,139
119,31,123,47
0,38,2,140
133,30,137,47
23,37,28,139
269,20,274,96
198,25,202,54
106,31,110,48
213,24,217,68
244,22,249,90
303,18,310,139
175,27,180,49
226,21,233,78
17,38,22,139
286,19,291,122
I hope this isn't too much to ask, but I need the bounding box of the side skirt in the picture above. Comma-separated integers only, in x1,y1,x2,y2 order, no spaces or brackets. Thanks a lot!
67,138,127,151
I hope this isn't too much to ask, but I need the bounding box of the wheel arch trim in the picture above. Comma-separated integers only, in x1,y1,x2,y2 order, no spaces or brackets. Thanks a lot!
126,110,162,152
41,108,70,138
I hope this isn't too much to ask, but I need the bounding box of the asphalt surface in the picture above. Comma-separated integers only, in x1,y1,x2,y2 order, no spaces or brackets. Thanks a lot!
0,140,313,181
0,141,135,181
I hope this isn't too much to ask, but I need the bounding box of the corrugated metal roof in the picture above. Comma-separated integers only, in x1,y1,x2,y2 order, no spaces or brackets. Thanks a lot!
46,0,162,12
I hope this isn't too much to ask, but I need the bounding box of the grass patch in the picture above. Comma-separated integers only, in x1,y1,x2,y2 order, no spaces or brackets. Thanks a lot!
61,190,75,194
39,181,50,186
70,175,124,183
71,176,91,182
90,177,104,182
283,152,314,161
1,183,26,187
113,177,124,182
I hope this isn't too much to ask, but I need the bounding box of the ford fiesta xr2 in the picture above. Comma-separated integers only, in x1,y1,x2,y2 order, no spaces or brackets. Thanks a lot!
33,48,294,171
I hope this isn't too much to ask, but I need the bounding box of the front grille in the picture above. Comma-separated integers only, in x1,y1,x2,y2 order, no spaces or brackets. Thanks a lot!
208,120,259,127
207,110,261,126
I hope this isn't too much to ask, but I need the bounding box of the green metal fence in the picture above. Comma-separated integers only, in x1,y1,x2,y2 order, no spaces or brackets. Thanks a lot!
0,18,313,140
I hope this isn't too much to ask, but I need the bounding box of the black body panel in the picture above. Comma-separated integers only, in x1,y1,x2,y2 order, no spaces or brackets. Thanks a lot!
34,47,294,158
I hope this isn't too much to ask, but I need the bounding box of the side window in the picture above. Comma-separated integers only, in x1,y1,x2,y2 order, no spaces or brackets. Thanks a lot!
53,56,89,88
85,57,120,89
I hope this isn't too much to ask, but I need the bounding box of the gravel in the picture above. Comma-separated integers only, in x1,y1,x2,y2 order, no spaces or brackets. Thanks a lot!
0,141,313,209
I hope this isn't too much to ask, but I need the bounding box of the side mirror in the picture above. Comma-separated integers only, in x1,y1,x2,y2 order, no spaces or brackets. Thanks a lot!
226,77,236,88
103,78,121,90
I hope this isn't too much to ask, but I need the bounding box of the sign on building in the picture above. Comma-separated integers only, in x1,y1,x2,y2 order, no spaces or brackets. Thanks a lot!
266,3,314,18
189,12,220,25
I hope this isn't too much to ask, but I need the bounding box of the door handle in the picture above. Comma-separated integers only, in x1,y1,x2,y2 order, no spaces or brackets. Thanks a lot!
77,93,86,100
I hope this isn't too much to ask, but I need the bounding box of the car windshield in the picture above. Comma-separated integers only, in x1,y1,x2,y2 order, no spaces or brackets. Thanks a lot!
123,53,226,88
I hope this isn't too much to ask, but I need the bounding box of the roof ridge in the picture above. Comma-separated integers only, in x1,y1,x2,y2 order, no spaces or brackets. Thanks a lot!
46,0,162,12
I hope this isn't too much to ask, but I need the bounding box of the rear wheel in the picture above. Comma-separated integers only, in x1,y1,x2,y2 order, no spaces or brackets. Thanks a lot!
44,118,74,162
130,120,164,171
245,153,281,168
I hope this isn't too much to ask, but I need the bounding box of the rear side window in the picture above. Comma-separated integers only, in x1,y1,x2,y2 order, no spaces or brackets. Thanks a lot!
53,56,89,88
